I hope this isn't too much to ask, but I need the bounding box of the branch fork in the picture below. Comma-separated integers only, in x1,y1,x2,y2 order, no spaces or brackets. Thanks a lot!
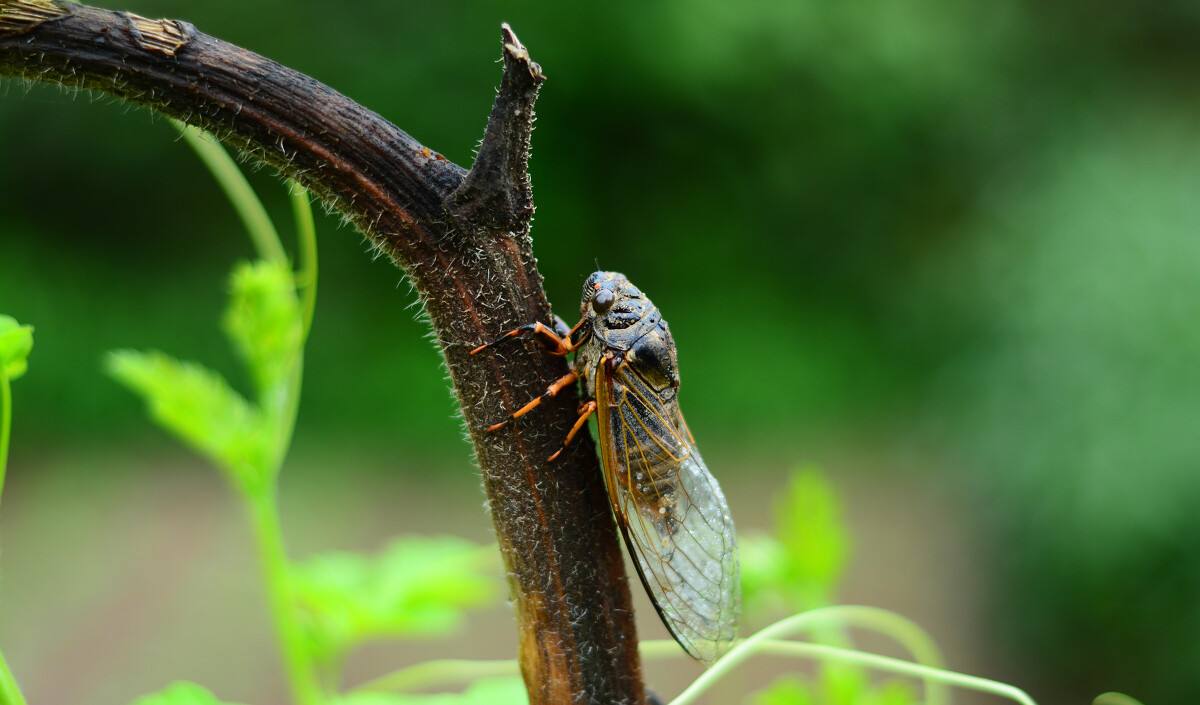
0,4,644,704
448,23,545,233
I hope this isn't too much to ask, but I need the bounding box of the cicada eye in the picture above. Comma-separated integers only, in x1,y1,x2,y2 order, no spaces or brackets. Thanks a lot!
592,288,615,314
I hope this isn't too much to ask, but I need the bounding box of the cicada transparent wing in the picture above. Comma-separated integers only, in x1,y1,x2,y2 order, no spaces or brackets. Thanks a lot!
595,360,740,663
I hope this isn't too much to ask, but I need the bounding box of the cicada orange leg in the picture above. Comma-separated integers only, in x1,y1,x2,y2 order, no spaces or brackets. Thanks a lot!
547,400,598,462
473,316,595,455
484,370,579,432
469,316,585,357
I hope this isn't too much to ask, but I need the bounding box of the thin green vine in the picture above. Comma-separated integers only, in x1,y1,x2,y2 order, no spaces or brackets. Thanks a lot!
684,639,1036,705
275,183,315,467
291,182,318,342
247,486,320,705
0,370,9,508
639,605,948,705
347,604,1041,705
176,125,322,705
0,367,28,705
173,121,288,267
1093,693,1145,705
667,608,1037,705
0,653,26,705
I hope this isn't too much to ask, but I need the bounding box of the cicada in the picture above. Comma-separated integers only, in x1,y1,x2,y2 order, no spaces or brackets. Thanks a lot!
471,271,740,662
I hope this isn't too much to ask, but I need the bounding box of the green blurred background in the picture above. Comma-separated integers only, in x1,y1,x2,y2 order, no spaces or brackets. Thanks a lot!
2,1,1199,703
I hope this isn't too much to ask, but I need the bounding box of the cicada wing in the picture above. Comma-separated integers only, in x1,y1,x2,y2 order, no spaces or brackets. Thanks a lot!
595,362,740,663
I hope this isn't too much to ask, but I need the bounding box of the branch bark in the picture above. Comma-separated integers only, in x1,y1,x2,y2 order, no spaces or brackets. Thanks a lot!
0,2,645,703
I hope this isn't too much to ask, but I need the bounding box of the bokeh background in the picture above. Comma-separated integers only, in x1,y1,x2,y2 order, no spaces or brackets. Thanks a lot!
2,1,1199,703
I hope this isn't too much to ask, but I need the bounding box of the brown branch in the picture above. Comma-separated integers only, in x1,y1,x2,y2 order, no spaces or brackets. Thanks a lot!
0,2,645,704
448,23,542,231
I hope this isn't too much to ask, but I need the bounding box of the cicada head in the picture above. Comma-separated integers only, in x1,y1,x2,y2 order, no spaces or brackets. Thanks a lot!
581,271,659,341
582,271,639,317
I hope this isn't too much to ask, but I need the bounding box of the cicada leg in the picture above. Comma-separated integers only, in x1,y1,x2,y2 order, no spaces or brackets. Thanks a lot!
469,315,584,357
484,370,579,432
473,316,594,445
547,400,598,462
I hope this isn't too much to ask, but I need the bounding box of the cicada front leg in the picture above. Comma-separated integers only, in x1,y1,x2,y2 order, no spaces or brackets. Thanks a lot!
547,400,598,462
471,315,593,442
483,369,579,433
469,315,582,357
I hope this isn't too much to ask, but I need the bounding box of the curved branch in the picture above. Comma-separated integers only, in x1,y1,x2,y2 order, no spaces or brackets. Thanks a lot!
0,2,645,704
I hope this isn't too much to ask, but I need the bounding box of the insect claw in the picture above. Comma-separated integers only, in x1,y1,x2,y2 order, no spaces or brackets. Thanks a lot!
469,328,522,356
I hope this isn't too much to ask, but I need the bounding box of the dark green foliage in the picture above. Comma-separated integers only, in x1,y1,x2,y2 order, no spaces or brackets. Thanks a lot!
926,108,1200,702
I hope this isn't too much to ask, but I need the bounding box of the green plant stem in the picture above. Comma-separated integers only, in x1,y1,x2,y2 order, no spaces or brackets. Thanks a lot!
353,632,1022,705
273,183,316,469
711,640,1034,705
1094,693,1145,705
352,659,518,694
176,121,320,700
352,606,946,698
822,606,948,705
247,489,321,705
0,651,27,705
290,183,318,341
268,187,314,477
667,607,1037,705
173,120,288,267
0,371,9,507
0,372,27,705
650,605,946,705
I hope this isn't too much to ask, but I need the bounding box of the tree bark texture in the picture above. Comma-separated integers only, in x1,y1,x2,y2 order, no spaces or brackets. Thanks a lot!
0,2,645,703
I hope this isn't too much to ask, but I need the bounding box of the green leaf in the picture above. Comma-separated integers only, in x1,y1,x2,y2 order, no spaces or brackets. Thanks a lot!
0,316,33,381
749,675,815,705
747,674,918,705
293,536,498,662
738,532,788,613
223,260,302,399
1094,694,1146,705
129,681,245,705
743,468,851,615
106,350,269,485
867,681,919,705
775,468,849,607
335,677,527,705
819,662,867,705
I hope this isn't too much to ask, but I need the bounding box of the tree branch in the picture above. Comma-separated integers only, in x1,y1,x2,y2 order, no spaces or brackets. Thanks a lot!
448,23,543,231
0,2,645,704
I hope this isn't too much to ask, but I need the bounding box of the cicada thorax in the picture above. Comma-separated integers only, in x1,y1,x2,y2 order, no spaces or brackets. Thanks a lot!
623,324,680,396
576,274,678,392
